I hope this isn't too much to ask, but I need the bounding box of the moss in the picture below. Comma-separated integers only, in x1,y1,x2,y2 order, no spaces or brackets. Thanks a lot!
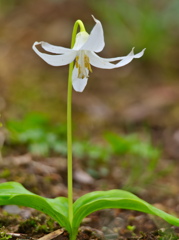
0,232,12,240
0,169,11,178
18,215,60,234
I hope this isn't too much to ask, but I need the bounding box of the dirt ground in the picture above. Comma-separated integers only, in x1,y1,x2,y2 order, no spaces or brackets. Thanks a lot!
0,152,179,240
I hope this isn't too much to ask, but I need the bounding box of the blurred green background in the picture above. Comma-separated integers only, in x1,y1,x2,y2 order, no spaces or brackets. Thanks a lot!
0,0,179,132
0,0,179,193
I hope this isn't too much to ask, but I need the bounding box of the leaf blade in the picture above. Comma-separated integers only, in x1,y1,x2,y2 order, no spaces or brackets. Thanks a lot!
0,182,71,232
73,189,179,231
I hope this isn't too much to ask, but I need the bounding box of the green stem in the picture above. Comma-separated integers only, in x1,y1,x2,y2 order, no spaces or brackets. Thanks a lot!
67,20,85,227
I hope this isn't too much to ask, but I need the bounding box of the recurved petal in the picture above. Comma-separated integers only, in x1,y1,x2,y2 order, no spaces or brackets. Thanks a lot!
131,48,146,58
102,48,135,62
98,48,146,62
72,66,88,92
88,48,145,69
32,42,77,66
80,16,105,53
41,41,72,54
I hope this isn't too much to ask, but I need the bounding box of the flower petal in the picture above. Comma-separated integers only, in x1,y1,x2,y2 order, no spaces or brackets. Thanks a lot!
73,32,89,51
72,66,88,92
80,16,105,53
105,48,146,62
41,41,72,54
32,42,77,66
88,48,145,69
88,51,132,69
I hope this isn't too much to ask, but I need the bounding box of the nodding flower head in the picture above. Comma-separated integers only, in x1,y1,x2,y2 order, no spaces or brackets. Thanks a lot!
33,16,145,92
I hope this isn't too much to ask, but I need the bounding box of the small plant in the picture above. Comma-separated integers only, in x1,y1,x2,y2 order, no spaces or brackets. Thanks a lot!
157,228,179,240
7,114,162,186
0,16,179,240
105,132,161,191
6,113,67,156
127,225,136,236
0,232,12,240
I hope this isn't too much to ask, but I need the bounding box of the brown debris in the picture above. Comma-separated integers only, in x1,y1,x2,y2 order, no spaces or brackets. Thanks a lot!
38,229,64,240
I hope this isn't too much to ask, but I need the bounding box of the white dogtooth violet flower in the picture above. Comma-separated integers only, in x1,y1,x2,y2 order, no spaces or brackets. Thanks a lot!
32,16,145,92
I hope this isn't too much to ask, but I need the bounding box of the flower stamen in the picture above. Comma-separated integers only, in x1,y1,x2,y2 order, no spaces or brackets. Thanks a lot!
84,55,92,73
75,56,79,68
75,52,92,79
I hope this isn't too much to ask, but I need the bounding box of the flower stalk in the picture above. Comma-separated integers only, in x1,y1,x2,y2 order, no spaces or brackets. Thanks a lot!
67,20,86,225
32,17,146,237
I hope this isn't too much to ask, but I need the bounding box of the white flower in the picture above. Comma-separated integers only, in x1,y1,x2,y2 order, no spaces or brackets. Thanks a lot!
32,16,145,92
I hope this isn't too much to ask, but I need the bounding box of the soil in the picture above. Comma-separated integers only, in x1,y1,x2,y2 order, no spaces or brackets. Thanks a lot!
0,151,179,240
0,0,179,240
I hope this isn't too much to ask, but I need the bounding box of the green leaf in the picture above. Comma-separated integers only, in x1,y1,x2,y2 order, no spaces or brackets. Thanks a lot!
0,182,71,233
1,183,179,240
73,189,179,234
